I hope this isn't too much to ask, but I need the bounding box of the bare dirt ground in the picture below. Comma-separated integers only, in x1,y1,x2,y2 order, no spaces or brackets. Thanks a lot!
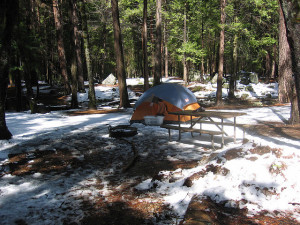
3,85,300,224
2,118,300,225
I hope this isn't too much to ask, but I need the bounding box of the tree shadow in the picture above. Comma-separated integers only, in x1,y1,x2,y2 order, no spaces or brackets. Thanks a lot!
81,200,156,225
183,193,299,225
270,107,289,124
0,115,187,224
3,109,298,224
248,120,300,150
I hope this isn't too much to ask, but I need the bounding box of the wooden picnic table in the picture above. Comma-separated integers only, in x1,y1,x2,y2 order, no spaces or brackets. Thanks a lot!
161,110,247,149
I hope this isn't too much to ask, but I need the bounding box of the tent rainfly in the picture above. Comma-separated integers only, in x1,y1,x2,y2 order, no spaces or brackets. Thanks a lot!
130,83,201,124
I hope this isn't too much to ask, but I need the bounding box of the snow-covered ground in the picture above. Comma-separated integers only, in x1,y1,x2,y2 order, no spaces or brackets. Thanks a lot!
0,78,299,224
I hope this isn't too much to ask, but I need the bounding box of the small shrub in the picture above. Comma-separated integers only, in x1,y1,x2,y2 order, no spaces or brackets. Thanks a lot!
241,93,249,100
245,85,254,92
252,101,263,107
223,83,229,89
192,86,206,92
269,161,287,177
266,94,272,98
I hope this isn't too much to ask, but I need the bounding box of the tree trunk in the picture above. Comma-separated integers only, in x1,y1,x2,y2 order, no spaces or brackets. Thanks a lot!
23,1,37,114
153,0,162,86
15,64,23,112
210,32,217,79
24,68,37,113
143,0,149,91
0,64,12,139
265,51,271,83
216,0,226,106
0,0,17,140
183,4,188,85
80,0,96,110
228,32,238,99
69,0,79,109
101,24,107,81
208,33,213,78
271,44,277,80
44,7,54,87
70,58,78,109
10,52,23,112
111,0,130,108
71,0,85,93
278,0,300,124
164,21,168,78
52,0,71,95
278,2,294,103
200,20,204,83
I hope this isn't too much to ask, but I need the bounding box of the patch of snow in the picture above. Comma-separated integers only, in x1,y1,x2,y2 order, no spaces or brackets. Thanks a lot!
1,78,299,224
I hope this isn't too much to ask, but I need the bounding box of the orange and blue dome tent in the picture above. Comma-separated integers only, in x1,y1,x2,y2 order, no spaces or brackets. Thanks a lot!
130,83,201,124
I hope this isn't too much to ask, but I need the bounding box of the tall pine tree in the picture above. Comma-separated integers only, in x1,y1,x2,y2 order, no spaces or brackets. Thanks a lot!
111,0,131,108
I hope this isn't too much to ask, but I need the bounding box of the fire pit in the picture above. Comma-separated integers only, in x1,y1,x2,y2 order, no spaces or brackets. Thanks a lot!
108,125,138,138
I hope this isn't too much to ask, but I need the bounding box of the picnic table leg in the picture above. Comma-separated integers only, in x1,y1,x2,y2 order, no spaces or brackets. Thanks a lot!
199,121,202,136
221,118,224,148
178,115,181,141
211,135,216,150
207,117,228,136
190,115,194,137
234,117,236,143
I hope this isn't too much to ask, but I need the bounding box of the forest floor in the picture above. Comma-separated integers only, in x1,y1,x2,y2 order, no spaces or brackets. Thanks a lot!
4,84,300,225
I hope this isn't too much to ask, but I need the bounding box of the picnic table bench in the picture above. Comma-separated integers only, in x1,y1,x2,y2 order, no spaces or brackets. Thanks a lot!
161,124,224,149
160,110,247,149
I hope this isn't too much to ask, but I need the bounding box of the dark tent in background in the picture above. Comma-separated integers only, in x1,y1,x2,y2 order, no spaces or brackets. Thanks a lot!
130,83,200,124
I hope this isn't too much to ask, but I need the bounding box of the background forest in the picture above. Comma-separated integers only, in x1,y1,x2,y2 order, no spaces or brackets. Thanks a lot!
0,0,300,140
4,0,280,84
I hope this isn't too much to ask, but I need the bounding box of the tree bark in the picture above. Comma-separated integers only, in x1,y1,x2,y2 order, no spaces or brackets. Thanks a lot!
229,14,239,100
15,69,23,112
80,0,96,110
111,0,131,108
216,0,226,106
70,57,79,109
228,32,238,99
164,21,168,78
44,7,55,87
69,0,79,109
52,0,71,95
278,2,294,103
23,1,37,113
143,0,149,91
71,0,85,93
279,0,300,124
101,24,108,81
0,0,17,140
200,20,204,83
183,4,188,85
153,0,162,86
271,44,277,80
265,51,271,82
0,62,12,140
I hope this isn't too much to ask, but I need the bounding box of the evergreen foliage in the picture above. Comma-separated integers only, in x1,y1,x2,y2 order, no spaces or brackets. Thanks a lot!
1,0,282,85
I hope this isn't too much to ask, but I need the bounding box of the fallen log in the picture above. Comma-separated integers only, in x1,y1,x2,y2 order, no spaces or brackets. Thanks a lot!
183,170,206,187
183,165,230,187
